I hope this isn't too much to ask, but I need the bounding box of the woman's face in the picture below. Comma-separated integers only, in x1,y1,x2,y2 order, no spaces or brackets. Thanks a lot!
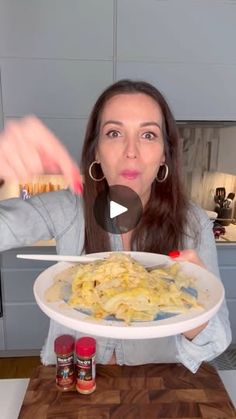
96,93,166,205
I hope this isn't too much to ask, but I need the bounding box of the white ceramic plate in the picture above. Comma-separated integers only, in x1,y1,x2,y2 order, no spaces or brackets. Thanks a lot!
33,251,224,339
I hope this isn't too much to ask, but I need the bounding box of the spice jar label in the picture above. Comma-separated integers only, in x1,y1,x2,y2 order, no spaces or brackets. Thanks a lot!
56,354,75,388
76,355,96,393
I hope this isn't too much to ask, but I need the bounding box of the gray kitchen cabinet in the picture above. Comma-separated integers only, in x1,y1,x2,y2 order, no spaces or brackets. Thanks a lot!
0,0,113,60
0,246,56,354
4,304,49,351
116,61,236,121
116,0,236,120
217,245,236,344
117,0,235,64
1,59,113,119
0,57,113,161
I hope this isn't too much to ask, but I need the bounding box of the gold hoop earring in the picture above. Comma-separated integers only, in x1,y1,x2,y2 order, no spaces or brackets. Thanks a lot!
156,163,169,183
88,161,105,182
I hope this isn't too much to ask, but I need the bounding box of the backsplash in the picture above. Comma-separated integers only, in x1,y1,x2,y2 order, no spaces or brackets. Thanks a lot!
0,175,67,201
0,180,19,200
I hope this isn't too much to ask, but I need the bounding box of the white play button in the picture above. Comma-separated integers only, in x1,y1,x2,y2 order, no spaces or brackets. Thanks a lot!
110,200,128,219
93,185,143,234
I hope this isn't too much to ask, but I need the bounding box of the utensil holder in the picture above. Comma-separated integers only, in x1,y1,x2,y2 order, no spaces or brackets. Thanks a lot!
215,207,232,226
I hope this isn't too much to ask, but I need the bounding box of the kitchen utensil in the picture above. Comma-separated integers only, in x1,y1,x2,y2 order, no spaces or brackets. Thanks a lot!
222,200,228,208
17,254,104,263
227,192,235,200
216,187,226,207
16,253,166,270
214,195,221,208
215,206,233,226
222,193,235,209
226,192,235,208
33,251,224,339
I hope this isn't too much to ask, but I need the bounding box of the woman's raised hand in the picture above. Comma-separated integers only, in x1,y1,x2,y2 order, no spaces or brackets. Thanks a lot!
0,116,83,194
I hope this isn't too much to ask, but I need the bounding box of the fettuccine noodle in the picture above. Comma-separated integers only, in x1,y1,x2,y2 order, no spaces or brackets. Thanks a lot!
67,253,202,323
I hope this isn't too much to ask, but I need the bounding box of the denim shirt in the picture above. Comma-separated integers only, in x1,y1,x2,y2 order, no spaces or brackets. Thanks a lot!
0,189,232,372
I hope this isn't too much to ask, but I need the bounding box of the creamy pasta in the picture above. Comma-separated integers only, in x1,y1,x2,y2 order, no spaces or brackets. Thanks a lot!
66,253,202,323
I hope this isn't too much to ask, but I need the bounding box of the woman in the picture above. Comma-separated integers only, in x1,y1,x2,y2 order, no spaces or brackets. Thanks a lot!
0,79,231,372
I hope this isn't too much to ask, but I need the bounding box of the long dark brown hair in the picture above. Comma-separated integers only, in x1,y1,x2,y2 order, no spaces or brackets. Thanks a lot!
81,79,193,254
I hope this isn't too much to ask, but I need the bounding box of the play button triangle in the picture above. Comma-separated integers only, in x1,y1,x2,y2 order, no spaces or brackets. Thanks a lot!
110,200,128,219
93,184,143,234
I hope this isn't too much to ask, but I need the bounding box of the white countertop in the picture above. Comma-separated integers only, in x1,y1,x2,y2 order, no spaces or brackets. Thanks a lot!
0,371,235,418
0,378,29,419
218,370,236,408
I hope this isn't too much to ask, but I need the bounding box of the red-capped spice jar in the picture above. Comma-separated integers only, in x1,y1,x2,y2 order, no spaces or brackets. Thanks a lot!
54,334,75,391
75,337,96,394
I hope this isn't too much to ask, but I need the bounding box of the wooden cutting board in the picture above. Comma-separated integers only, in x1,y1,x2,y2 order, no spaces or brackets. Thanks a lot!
19,363,236,418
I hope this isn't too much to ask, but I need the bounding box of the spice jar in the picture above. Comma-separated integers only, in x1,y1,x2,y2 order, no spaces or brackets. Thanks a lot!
54,334,75,391
75,337,96,394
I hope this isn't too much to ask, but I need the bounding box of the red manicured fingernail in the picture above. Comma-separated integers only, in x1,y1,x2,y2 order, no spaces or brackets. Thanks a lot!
168,250,180,259
74,180,83,194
